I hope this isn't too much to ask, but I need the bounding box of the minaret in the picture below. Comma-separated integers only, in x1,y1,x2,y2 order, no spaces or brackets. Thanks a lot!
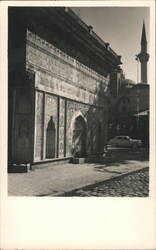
137,21,149,83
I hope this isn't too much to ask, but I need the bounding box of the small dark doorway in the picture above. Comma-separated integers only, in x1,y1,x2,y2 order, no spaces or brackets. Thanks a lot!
46,116,56,158
72,115,86,157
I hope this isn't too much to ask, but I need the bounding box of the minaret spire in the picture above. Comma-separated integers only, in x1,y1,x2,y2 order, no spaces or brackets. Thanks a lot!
141,20,147,45
137,21,149,83
141,20,147,53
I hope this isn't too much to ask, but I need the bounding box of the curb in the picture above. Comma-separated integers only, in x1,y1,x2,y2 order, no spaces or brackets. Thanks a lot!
38,166,149,197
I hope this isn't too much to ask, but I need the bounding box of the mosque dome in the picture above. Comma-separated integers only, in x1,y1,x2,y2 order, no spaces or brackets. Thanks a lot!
121,79,136,88
133,82,149,89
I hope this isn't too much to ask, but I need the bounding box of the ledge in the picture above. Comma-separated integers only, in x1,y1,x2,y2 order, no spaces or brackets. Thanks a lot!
31,157,73,170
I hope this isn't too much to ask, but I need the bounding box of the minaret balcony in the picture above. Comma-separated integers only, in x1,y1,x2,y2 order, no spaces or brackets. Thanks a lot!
138,52,149,62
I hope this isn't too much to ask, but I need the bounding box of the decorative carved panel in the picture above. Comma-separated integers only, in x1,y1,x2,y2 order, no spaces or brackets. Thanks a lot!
45,94,58,158
26,30,109,106
59,98,65,157
34,91,44,161
66,100,88,156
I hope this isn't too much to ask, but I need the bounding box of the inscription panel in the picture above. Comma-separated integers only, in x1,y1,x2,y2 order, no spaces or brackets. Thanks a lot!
26,30,109,105
36,71,101,105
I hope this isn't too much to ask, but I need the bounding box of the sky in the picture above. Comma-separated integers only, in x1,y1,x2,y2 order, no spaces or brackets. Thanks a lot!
72,7,150,83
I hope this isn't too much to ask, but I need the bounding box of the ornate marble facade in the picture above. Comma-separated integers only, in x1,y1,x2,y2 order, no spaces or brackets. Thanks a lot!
8,7,121,165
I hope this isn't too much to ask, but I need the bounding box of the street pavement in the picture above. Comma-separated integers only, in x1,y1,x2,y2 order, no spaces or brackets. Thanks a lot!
8,148,149,196
62,168,149,197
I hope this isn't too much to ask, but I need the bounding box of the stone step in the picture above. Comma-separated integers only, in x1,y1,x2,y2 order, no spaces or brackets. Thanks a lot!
8,163,31,173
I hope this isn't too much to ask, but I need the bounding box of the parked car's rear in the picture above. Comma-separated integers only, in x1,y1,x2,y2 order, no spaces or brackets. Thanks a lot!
108,136,142,148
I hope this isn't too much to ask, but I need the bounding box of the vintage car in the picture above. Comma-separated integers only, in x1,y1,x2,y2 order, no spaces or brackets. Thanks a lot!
108,136,142,148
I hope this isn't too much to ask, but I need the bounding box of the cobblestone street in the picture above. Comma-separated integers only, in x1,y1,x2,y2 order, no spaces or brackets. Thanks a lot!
62,168,149,197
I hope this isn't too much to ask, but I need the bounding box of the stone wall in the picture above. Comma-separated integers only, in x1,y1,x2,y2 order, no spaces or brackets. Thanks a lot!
26,29,109,161
8,8,122,165
33,91,107,161
34,91,44,161
26,30,109,104
13,71,35,163
59,98,66,158
129,85,149,113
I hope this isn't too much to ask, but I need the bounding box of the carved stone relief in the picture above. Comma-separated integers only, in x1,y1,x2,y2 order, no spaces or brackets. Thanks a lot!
46,116,56,158
59,98,65,157
26,30,109,104
34,91,44,160
45,94,58,158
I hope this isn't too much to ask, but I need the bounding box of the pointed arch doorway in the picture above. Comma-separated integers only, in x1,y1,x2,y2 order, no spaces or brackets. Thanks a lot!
72,115,86,158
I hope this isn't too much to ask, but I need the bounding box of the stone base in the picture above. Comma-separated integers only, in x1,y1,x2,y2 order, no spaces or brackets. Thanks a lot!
72,153,106,164
31,157,72,170
71,158,88,164
8,163,31,173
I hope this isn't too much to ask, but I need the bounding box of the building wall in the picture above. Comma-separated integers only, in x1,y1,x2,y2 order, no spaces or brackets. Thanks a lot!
129,85,149,113
108,82,149,141
8,7,121,165
33,92,108,162
26,30,109,162
9,71,35,163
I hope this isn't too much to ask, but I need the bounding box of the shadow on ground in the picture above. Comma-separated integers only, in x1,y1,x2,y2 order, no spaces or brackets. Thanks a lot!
92,147,149,172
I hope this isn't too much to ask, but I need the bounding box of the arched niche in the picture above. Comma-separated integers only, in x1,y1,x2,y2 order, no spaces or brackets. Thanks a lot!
71,112,87,158
46,116,56,158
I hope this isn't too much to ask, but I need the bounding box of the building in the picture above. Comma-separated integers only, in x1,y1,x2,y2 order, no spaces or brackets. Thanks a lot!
108,22,149,145
8,7,121,168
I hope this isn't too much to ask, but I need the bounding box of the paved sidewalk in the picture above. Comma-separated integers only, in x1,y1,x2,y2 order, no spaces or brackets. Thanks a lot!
8,149,149,196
